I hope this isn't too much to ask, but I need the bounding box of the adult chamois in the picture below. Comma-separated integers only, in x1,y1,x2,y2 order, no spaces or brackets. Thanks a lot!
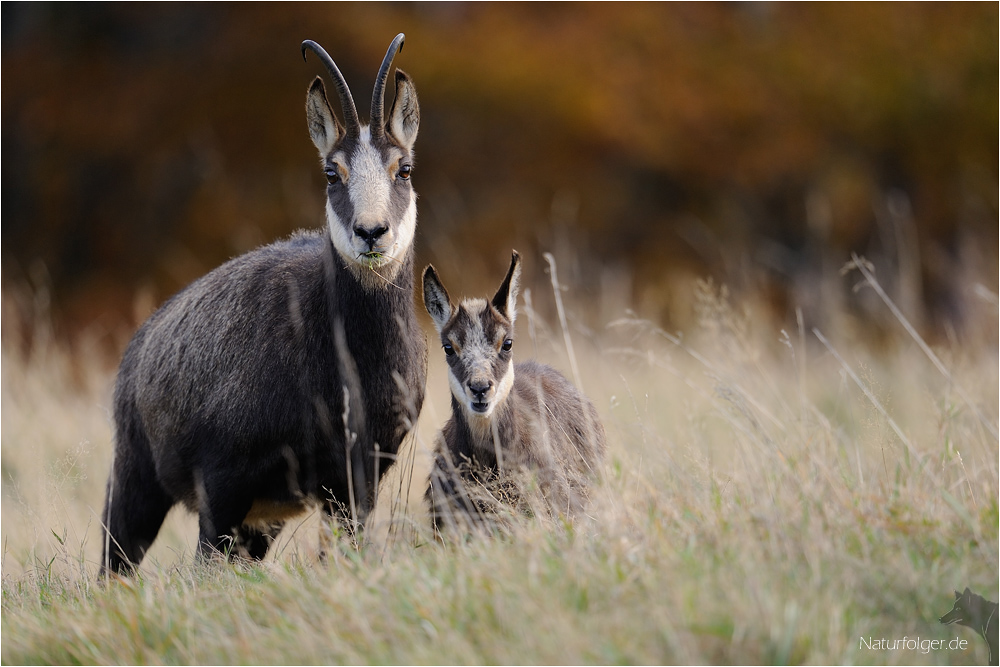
422,251,606,533
100,33,426,575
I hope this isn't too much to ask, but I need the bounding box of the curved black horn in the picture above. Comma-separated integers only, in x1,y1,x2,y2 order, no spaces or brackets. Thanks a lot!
370,33,405,138
301,39,361,137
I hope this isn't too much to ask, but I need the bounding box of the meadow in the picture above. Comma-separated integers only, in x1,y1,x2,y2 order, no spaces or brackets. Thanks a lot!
2,262,997,665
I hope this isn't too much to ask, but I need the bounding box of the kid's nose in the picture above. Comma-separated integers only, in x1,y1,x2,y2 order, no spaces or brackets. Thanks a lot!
468,380,493,399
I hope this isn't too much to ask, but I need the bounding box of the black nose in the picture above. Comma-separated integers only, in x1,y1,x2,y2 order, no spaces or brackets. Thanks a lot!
468,381,493,399
354,225,388,248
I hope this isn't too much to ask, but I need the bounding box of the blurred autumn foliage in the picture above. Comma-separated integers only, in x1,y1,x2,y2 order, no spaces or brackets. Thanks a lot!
2,2,997,346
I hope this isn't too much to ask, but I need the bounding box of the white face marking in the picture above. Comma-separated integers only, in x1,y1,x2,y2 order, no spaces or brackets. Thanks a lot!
451,359,514,447
326,199,355,265
445,299,516,425
326,196,415,289
391,195,417,269
324,127,416,289
492,359,516,409
348,127,392,232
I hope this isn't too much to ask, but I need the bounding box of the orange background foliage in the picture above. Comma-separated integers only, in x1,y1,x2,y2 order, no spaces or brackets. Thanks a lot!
2,3,997,342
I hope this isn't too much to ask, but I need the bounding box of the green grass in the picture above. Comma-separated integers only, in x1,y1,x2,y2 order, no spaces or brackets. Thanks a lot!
2,276,997,665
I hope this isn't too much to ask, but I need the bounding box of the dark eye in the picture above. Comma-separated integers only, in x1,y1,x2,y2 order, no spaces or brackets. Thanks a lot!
398,164,412,181
324,167,339,184
443,342,455,356
501,339,513,352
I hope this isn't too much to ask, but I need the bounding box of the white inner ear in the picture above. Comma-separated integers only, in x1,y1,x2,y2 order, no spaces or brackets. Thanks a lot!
424,281,452,332
506,265,521,325
307,91,339,156
390,81,419,150
428,303,450,333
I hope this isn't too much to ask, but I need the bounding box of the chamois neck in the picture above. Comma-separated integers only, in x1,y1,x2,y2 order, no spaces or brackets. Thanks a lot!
321,237,420,373
325,239,416,304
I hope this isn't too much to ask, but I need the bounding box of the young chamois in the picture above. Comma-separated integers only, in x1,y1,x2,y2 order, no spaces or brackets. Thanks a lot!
422,251,606,532
100,34,426,575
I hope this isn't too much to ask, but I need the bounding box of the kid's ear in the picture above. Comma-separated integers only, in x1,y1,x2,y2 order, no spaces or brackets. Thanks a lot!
422,265,452,333
491,250,521,323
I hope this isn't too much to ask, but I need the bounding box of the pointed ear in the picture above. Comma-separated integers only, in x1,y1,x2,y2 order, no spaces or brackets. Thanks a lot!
306,77,342,156
955,591,962,599
388,69,419,151
422,265,452,333
491,250,521,323
962,587,972,597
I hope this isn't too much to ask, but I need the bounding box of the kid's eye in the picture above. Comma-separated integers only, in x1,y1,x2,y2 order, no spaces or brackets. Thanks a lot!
398,164,412,181
443,342,455,356
324,167,339,184
501,339,513,352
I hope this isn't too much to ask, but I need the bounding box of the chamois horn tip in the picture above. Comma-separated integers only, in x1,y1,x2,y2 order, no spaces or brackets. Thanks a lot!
301,39,316,61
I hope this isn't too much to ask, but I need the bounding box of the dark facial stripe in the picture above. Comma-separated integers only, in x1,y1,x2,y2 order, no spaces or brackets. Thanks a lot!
441,301,513,389
325,131,414,239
